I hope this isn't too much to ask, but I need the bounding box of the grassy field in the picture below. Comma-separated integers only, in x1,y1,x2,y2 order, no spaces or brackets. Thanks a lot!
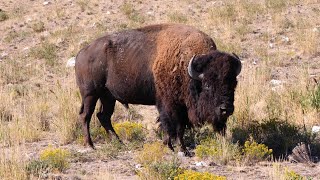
0,0,319,179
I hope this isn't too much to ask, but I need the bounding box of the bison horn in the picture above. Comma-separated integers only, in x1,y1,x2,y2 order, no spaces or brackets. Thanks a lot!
232,53,242,76
188,55,204,81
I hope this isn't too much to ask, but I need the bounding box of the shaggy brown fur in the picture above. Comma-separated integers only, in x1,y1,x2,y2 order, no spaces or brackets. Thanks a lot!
75,23,241,156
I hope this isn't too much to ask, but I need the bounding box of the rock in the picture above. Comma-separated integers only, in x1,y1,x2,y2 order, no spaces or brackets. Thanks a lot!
66,57,76,67
281,36,290,42
270,79,282,86
195,161,207,167
77,148,91,153
252,59,258,65
43,1,51,5
177,151,184,157
1,52,8,58
269,43,274,49
0,52,8,61
106,11,111,15
312,126,320,133
135,164,142,169
270,79,284,92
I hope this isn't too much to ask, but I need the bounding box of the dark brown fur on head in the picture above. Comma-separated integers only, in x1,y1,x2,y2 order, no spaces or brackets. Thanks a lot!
188,50,241,132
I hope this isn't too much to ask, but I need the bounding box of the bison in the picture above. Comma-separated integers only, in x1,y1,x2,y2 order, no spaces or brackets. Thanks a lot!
75,23,241,156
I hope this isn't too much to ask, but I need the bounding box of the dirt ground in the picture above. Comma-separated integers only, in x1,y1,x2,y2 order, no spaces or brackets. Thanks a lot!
1,0,320,179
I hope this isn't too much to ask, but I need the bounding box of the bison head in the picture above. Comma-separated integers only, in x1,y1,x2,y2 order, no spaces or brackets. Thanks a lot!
188,50,241,133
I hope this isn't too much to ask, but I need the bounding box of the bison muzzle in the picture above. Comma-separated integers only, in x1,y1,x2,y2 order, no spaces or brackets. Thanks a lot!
75,23,241,156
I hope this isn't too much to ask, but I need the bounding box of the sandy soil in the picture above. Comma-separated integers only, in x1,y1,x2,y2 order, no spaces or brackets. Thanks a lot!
1,0,319,179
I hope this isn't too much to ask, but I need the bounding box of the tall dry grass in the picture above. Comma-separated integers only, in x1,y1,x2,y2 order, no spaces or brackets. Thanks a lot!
0,0,319,178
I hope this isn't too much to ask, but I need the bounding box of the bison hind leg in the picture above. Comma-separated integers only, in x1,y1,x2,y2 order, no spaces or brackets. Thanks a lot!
97,92,122,143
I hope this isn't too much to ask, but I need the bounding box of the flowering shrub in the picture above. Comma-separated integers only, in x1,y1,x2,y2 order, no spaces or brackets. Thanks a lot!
284,168,304,180
39,145,70,172
174,170,226,180
243,140,272,162
195,136,241,165
136,141,168,165
114,121,145,141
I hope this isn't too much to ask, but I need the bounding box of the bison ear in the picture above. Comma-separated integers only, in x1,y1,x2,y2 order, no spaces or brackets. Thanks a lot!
232,53,242,76
188,55,210,80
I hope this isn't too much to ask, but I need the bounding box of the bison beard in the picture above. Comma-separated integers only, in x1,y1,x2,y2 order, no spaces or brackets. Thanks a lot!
75,23,241,156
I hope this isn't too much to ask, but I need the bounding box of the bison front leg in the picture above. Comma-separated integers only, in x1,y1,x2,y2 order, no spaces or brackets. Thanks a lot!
177,124,193,157
157,105,193,157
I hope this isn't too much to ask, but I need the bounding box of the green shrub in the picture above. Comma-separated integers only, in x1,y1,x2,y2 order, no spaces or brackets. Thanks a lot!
120,3,145,23
31,21,45,32
98,140,126,159
76,0,89,12
265,0,287,12
30,42,58,66
139,157,183,180
195,136,241,165
91,126,110,142
302,85,320,111
167,11,188,23
0,10,9,21
174,170,226,180
243,139,273,163
114,121,145,142
25,160,49,178
39,146,70,172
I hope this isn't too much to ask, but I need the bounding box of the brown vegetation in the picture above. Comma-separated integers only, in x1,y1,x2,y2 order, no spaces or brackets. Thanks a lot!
0,0,319,179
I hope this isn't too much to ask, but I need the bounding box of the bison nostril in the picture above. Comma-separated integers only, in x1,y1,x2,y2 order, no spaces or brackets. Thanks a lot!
220,105,228,115
221,110,227,115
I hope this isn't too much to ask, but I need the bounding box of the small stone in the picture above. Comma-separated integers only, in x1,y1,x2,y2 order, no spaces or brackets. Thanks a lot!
135,164,142,169
270,79,282,86
1,52,8,58
43,1,51,5
106,11,111,15
312,126,320,133
312,27,319,32
177,152,184,157
195,161,207,167
66,57,76,67
77,148,91,153
269,43,274,48
281,36,290,42
252,59,258,65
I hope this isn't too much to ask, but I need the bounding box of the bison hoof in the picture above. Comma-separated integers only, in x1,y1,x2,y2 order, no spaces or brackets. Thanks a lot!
183,150,195,157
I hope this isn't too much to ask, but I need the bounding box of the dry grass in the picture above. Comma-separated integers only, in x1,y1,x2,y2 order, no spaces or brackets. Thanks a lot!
268,163,307,180
0,0,319,179
0,145,27,180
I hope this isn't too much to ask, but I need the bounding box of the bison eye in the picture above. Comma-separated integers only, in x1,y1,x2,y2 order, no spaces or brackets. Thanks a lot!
203,83,210,90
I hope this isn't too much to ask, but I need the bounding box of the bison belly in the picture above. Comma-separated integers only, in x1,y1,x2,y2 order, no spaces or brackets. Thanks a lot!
106,72,156,105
